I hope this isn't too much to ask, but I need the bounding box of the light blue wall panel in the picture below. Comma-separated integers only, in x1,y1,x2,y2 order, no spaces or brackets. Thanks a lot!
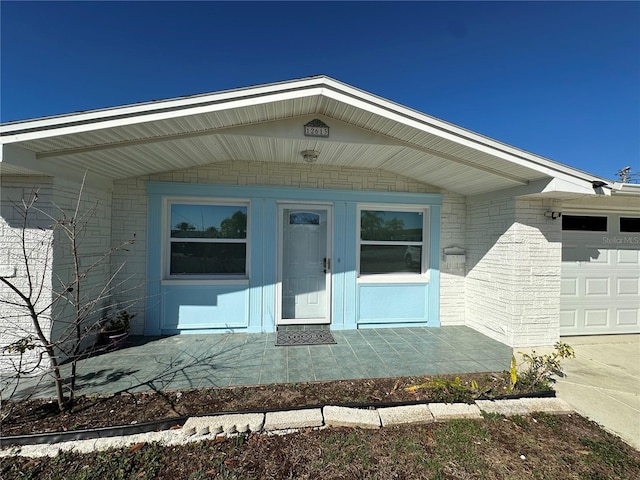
357,284,429,324
145,182,443,334
162,285,249,332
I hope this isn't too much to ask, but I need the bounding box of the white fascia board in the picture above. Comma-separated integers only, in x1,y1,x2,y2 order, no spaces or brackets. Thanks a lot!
468,177,607,203
612,182,640,196
1,77,330,135
0,87,326,144
541,177,609,196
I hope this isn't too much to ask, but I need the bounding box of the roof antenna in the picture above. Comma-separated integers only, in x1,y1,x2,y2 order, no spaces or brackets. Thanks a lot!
617,166,639,184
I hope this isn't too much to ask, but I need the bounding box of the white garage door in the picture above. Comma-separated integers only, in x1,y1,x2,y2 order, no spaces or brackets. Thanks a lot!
561,214,640,336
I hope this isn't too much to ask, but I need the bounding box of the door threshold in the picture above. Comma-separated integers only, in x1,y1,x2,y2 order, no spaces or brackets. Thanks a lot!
276,324,331,332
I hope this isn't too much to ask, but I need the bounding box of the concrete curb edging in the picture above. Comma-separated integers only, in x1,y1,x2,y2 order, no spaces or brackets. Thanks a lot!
1,398,574,458
378,404,434,427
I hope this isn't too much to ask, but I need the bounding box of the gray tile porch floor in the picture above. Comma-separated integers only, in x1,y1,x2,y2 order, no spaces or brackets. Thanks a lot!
9,326,512,400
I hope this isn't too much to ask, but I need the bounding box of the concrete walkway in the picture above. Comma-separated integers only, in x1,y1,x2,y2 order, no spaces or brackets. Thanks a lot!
522,335,640,450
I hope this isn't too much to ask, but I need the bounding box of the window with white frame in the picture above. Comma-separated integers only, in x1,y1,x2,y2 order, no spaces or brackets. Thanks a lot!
167,201,248,278
358,207,428,276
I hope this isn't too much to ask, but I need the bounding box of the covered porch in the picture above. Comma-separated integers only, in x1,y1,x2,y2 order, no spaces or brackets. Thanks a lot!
10,326,512,400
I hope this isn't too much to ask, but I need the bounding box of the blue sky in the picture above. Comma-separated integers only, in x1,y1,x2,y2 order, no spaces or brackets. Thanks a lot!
1,1,638,181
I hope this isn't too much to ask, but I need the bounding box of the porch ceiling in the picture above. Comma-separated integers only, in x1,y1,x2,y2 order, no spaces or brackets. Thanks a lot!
1,76,601,196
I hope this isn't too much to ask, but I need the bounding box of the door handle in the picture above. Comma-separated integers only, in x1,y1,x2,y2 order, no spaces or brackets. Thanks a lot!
323,257,331,273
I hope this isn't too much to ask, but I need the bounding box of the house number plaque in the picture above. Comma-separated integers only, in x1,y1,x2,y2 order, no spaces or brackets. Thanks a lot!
304,119,329,137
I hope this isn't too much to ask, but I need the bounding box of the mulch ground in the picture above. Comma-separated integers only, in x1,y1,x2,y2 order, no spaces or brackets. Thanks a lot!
2,373,506,436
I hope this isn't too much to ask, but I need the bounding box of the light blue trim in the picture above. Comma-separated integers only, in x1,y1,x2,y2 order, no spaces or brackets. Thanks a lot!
160,328,251,335
248,198,264,331
145,193,163,335
145,182,443,335
343,202,359,329
261,199,278,333
331,201,347,328
357,322,431,329
428,205,441,327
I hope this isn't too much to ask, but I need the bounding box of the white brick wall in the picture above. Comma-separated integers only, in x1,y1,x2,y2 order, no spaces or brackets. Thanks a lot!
110,177,147,334
0,176,113,373
49,178,113,357
110,161,465,332
439,192,466,326
465,196,562,347
0,176,55,373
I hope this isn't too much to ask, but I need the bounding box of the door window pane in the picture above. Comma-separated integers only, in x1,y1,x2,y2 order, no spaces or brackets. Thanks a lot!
289,212,320,225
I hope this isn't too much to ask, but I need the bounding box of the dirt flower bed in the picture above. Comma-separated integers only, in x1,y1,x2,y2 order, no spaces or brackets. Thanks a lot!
1,373,515,437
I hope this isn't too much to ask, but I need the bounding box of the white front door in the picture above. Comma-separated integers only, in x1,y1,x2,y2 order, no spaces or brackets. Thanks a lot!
278,205,332,325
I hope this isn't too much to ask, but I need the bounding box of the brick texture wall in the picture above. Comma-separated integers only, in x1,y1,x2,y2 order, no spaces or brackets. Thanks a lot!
1,176,55,373
439,192,467,325
49,178,113,357
0,176,112,373
465,196,562,347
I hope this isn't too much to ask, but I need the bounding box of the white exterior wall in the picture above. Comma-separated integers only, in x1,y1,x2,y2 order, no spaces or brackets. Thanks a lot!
465,196,562,347
439,192,467,325
0,176,55,372
49,178,113,356
0,176,112,373
111,161,464,333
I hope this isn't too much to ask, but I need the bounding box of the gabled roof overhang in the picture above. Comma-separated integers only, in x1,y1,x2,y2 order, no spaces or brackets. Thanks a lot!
1,76,610,196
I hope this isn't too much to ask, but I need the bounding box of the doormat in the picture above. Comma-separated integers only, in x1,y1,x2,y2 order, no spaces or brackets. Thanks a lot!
275,330,337,346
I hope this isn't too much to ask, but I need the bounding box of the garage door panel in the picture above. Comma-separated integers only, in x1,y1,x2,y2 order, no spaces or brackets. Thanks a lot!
584,310,609,327
617,278,639,295
562,246,608,263
618,249,639,264
617,309,639,326
560,310,577,328
589,248,609,264
585,277,609,296
561,277,578,296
